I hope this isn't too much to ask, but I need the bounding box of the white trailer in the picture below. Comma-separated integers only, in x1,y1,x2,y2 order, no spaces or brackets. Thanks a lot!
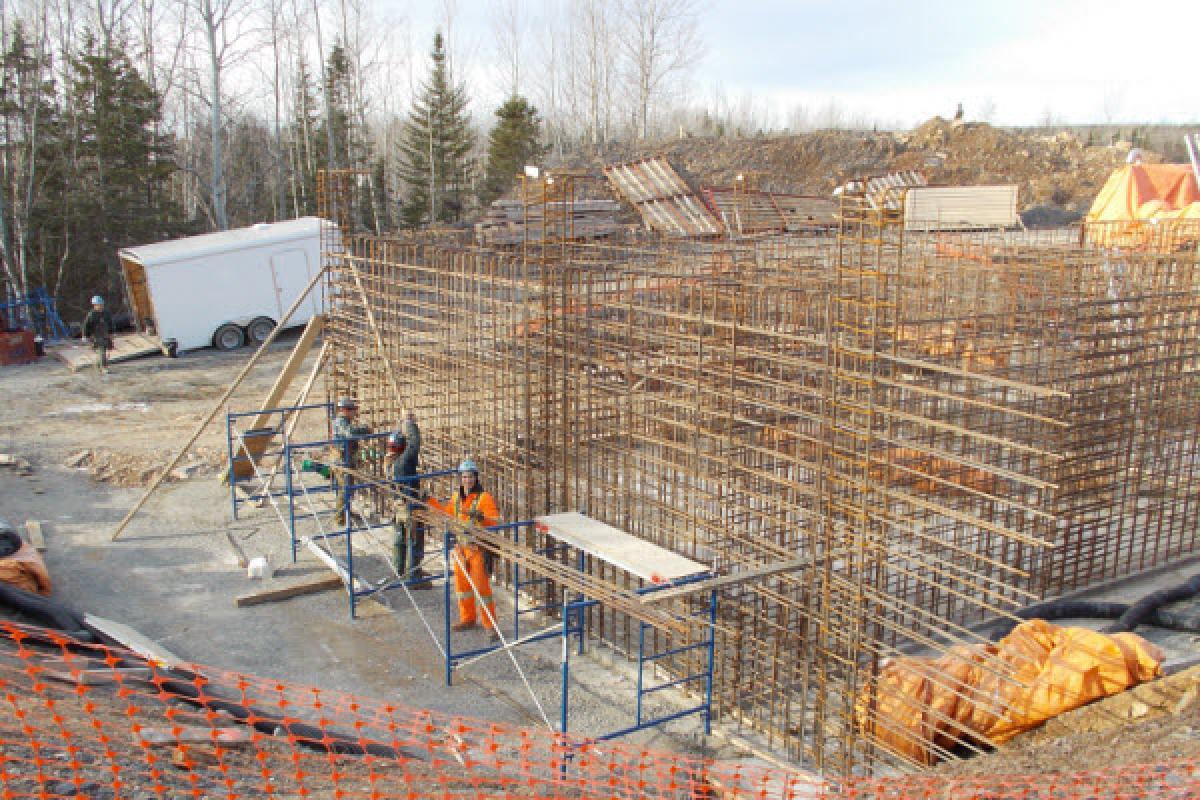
118,217,329,354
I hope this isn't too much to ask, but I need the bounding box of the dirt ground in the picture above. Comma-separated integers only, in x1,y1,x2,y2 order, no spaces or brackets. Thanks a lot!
0,338,734,764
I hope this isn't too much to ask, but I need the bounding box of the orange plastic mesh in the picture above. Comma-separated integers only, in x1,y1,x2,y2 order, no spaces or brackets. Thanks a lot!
0,621,1196,799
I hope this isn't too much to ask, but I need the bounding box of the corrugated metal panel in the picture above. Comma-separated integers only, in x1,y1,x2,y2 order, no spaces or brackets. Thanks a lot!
904,185,1019,231
604,157,723,237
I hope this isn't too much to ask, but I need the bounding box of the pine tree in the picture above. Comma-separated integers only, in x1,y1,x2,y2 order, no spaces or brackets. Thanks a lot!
480,95,543,207
67,35,185,312
287,55,320,215
397,32,474,228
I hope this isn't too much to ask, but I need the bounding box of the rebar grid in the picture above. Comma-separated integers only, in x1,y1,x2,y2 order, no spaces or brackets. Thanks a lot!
316,172,1200,774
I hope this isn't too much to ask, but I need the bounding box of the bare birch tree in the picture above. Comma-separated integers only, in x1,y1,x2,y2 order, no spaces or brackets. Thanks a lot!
617,0,701,140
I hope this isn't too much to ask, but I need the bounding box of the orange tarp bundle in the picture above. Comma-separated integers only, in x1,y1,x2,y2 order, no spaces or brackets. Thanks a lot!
857,619,1164,766
1087,164,1200,223
0,541,52,595
1086,164,1200,248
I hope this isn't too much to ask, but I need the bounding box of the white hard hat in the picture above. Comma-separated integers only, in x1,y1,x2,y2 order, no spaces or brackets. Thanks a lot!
91,295,105,306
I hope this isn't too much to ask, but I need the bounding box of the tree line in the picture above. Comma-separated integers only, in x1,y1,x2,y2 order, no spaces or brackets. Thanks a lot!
0,0,705,319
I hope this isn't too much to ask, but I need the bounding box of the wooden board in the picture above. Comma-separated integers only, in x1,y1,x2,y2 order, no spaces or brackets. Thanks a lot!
23,520,45,551
83,614,185,670
52,333,163,371
534,512,707,583
235,574,344,607
228,314,323,479
138,726,253,746
43,667,152,686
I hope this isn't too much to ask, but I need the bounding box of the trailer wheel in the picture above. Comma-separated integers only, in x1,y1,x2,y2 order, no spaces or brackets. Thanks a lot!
247,316,276,345
213,323,246,351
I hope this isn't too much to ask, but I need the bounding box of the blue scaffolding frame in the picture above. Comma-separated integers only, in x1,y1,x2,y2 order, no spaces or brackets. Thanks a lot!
225,401,333,520
230,425,718,744
440,521,717,740
282,442,457,618
0,287,70,341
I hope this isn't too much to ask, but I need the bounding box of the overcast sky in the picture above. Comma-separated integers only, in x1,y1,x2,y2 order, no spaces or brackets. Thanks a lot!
391,0,1199,128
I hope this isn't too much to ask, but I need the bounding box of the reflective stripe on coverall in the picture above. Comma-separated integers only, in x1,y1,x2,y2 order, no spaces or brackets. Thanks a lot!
431,490,500,629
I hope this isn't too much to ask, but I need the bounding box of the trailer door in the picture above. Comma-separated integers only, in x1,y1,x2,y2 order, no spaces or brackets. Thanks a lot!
269,248,318,323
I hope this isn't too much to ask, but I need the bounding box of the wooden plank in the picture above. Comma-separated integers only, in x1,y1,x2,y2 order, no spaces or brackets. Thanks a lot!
43,667,152,686
223,529,249,568
139,726,253,746
535,512,707,583
228,314,324,479
83,614,185,670
112,264,328,541
235,574,344,607
23,520,45,551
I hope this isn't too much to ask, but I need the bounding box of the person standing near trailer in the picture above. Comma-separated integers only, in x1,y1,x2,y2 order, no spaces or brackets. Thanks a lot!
81,296,114,374
329,396,369,526
384,409,432,587
428,458,501,640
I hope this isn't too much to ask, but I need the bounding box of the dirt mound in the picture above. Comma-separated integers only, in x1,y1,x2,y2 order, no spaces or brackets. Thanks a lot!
562,117,1138,214
63,447,224,488
936,664,1200,776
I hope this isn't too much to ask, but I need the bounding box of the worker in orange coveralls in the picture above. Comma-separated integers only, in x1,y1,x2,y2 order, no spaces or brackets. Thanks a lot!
428,458,501,640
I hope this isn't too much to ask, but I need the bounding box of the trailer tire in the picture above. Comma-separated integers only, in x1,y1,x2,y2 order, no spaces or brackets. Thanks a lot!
213,323,246,351
247,316,276,345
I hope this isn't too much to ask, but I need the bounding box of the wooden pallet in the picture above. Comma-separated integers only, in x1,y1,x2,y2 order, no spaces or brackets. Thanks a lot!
51,333,163,371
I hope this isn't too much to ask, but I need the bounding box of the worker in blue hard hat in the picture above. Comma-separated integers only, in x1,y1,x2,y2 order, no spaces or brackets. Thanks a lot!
428,456,501,639
383,408,431,587
81,295,114,375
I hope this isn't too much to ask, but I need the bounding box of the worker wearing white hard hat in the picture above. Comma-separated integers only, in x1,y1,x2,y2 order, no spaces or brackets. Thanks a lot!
81,295,114,375
429,456,502,639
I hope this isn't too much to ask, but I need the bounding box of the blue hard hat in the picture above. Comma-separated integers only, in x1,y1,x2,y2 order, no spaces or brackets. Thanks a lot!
458,458,478,474
91,295,104,306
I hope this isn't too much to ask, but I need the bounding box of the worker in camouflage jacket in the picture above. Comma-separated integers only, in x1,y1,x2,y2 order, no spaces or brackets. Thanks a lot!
329,396,369,526
383,409,431,586
81,295,114,374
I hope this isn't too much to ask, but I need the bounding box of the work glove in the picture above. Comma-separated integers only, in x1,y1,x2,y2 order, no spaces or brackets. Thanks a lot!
467,509,485,524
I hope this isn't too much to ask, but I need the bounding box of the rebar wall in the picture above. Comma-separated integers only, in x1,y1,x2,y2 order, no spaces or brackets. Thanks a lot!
318,172,1200,773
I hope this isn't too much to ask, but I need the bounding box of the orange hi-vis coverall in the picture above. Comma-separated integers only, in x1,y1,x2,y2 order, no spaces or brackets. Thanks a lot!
429,490,501,630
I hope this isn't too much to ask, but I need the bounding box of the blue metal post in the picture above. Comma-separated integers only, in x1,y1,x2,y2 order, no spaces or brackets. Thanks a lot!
576,550,586,656
346,482,356,619
512,526,521,639
285,444,297,563
444,528,454,686
560,592,571,735
636,619,646,727
705,589,717,736
225,414,239,520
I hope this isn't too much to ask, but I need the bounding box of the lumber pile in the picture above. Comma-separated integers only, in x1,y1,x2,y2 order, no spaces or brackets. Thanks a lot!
475,199,620,245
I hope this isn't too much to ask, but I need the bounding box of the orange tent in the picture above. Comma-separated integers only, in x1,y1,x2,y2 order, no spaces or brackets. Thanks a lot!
1085,164,1200,248
1087,163,1200,222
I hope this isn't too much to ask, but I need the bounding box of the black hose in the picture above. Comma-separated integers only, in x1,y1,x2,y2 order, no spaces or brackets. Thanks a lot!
0,583,94,642
1104,573,1200,633
0,608,422,760
987,572,1200,640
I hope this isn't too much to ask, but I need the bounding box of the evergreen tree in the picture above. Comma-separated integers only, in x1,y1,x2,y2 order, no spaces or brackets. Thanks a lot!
479,95,543,207
67,35,186,312
287,55,320,215
397,32,474,228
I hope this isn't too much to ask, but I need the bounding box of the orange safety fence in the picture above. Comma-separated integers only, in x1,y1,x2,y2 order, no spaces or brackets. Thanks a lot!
0,620,1196,799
